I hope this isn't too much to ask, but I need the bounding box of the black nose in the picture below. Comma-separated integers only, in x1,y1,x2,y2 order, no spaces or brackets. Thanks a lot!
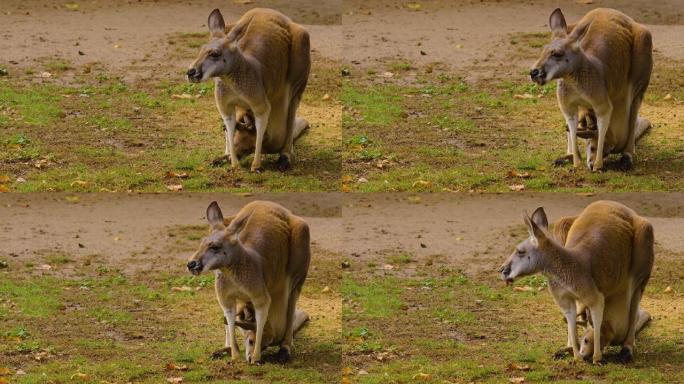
187,68,197,77
530,68,540,79
500,264,511,276
187,260,198,270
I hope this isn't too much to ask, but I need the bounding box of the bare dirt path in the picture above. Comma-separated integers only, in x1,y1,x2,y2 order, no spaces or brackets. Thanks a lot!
0,0,341,73
343,0,684,74
341,193,684,274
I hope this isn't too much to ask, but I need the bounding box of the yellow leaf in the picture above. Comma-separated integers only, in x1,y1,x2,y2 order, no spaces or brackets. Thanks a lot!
0,175,10,183
64,3,80,11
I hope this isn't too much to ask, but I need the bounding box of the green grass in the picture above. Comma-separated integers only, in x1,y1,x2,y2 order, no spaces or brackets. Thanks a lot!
0,84,61,126
0,278,62,318
341,84,404,126
342,279,403,318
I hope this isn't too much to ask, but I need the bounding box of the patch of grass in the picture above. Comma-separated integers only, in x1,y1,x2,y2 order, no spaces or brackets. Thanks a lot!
341,84,404,126
0,84,61,126
342,279,402,318
0,278,61,318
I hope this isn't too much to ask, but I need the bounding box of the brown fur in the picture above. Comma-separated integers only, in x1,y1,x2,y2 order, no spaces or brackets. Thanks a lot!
531,8,652,171
188,8,310,172
501,201,654,363
187,201,310,364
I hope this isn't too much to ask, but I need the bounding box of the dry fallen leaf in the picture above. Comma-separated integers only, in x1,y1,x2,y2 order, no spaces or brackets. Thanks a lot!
382,71,395,78
172,286,194,292
508,170,530,178
166,363,188,371
172,93,194,99
322,93,331,101
0,185,9,193
64,3,80,11
412,372,432,380
70,180,88,187
40,71,53,78
37,264,53,271
513,93,535,99
513,286,534,292
166,171,189,179
406,2,422,10
167,378,183,384
576,0,594,4
233,0,253,4
382,264,395,270
510,378,525,383
663,93,673,101
166,184,183,191
508,184,525,191
0,175,10,183
664,286,673,293
0,379,8,384
407,196,422,204
0,367,10,375
321,286,331,293
70,372,89,380
508,363,531,371
412,180,432,188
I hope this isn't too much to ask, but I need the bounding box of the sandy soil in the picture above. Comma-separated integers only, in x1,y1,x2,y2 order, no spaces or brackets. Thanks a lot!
342,0,684,76
2,192,683,273
0,0,342,74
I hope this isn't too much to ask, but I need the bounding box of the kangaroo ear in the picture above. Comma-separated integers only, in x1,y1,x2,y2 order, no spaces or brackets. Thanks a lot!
549,8,567,37
208,9,226,35
531,207,549,230
523,210,546,244
206,201,225,228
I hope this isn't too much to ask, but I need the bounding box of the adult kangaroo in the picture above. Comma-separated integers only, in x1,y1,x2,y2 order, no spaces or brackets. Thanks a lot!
500,201,654,363
187,200,311,364
187,8,311,172
531,8,653,171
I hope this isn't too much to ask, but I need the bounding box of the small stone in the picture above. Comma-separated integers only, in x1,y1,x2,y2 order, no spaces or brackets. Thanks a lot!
358,177,368,183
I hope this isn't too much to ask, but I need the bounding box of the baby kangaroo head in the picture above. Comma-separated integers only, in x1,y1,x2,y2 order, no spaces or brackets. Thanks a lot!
579,327,595,360
500,207,550,283
186,201,238,275
235,306,273,360
530,8,583,85
186,8,238,83
233,112,257,160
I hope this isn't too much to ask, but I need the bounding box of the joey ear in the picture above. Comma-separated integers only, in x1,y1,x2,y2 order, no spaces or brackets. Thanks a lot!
531,207,549,230
206,201,225,228
208,9,226,35
549,8,567,37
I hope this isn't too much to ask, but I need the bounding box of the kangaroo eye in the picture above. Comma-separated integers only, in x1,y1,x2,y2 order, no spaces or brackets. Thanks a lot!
516,249,525,257
552,51,564,58
209,51,221,58
209,243,221,251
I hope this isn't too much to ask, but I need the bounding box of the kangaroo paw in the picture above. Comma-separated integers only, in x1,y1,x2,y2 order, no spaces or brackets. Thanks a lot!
616,346,634,364
210,347,230,360
554,154,573,167
275,347,292,364
617,154,634,171
277,154,291,172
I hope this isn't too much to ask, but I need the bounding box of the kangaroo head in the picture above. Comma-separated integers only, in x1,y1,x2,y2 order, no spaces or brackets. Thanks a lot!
530,8,583,85
187,9,238,83
500,207,550,283
187,201,239,275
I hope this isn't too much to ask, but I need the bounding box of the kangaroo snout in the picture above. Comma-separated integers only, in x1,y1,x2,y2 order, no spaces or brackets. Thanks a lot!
499,263,512,282
187,260,203,275
187,68,202,83
530,68,546,85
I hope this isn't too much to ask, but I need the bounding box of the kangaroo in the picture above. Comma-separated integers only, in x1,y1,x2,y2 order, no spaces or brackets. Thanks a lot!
531,8,653,171
500,200,654,363
552,214,652,363
187,200,311,364
187,8,311,172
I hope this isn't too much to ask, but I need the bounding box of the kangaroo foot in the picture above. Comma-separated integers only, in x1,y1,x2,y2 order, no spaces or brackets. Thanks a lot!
274,347,292,364
210,347,231,360
617,154,634,171
277,154,291,172
616,346,634,364
553,346,572,360
554,154,573,167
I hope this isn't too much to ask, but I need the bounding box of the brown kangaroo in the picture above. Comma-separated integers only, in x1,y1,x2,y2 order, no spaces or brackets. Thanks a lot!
187,200,311,364
187,8,311,172
500,201,654,363
531,8,653,171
